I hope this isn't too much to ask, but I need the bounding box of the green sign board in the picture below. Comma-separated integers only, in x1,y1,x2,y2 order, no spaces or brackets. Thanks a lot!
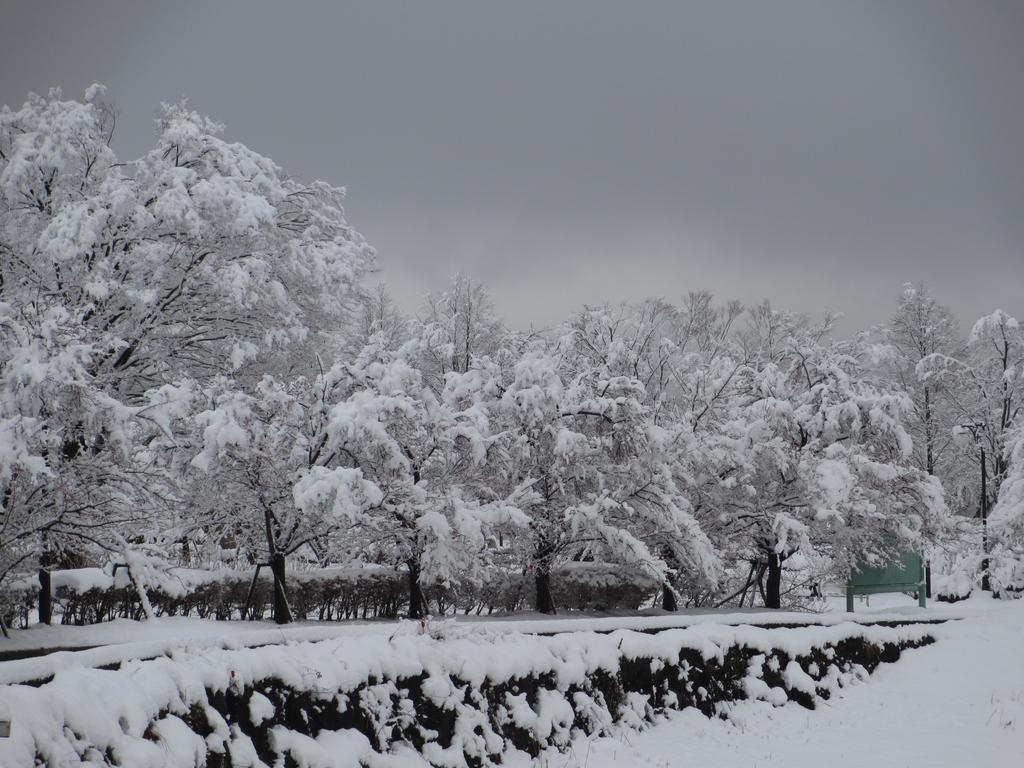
846,550,926,611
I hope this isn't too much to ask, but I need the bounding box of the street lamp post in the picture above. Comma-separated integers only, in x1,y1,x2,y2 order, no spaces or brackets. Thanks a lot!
956,423,990,592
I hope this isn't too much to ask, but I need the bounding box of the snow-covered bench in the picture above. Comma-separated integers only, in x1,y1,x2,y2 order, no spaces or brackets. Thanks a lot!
846,551,927,611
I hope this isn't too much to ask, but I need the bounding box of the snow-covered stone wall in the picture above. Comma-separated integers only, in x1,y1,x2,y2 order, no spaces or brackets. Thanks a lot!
0,621,935,767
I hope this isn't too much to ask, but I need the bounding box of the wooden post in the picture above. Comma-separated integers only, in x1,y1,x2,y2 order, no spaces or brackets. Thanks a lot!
845,583,854,613
38,568,52,625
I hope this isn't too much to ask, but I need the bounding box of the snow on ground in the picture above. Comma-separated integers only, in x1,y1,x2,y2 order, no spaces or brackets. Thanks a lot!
521,593,1024,768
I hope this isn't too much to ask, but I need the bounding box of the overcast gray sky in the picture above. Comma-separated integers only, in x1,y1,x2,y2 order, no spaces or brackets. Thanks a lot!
2,1,1022,333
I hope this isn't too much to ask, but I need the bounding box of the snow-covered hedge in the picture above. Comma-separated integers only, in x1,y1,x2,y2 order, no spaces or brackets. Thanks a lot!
1,562,661,627
0,621,934,767
448,562,661,616
0,566,406,626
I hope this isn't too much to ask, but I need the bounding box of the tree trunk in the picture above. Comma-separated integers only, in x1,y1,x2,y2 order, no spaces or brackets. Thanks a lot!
765,553,783,609
38,568,52,626
535,564,556,614
38,543,57,626
532,540,557,614
981,444,991,592
662,583,678,611
179,535,191,567
923,386,934,476
406,558,426,619
270,552,292,624
263,507,292,624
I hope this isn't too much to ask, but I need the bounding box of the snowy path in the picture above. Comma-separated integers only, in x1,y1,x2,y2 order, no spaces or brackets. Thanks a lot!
547,595,1023,768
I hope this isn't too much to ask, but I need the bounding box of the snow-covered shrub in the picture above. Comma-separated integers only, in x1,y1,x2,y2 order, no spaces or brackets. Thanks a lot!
989,551,1024,599
934,571,974,603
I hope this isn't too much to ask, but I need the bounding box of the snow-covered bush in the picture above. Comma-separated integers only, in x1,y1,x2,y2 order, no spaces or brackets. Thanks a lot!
989,551,1024,599
929,546,979,603
934,572,973,603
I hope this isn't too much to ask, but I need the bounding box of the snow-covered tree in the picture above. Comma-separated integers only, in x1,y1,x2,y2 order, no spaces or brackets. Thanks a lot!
703,307,950,608
920,310,1024,589
351,283,412,354
565,297,744,608
3,89,372,395
418,275,510,389
887,284,963,485
991,423,1024,585
0,86,373,590
492,324,720,614
0,299,193,583
302,336,524,617
183,372,385,621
